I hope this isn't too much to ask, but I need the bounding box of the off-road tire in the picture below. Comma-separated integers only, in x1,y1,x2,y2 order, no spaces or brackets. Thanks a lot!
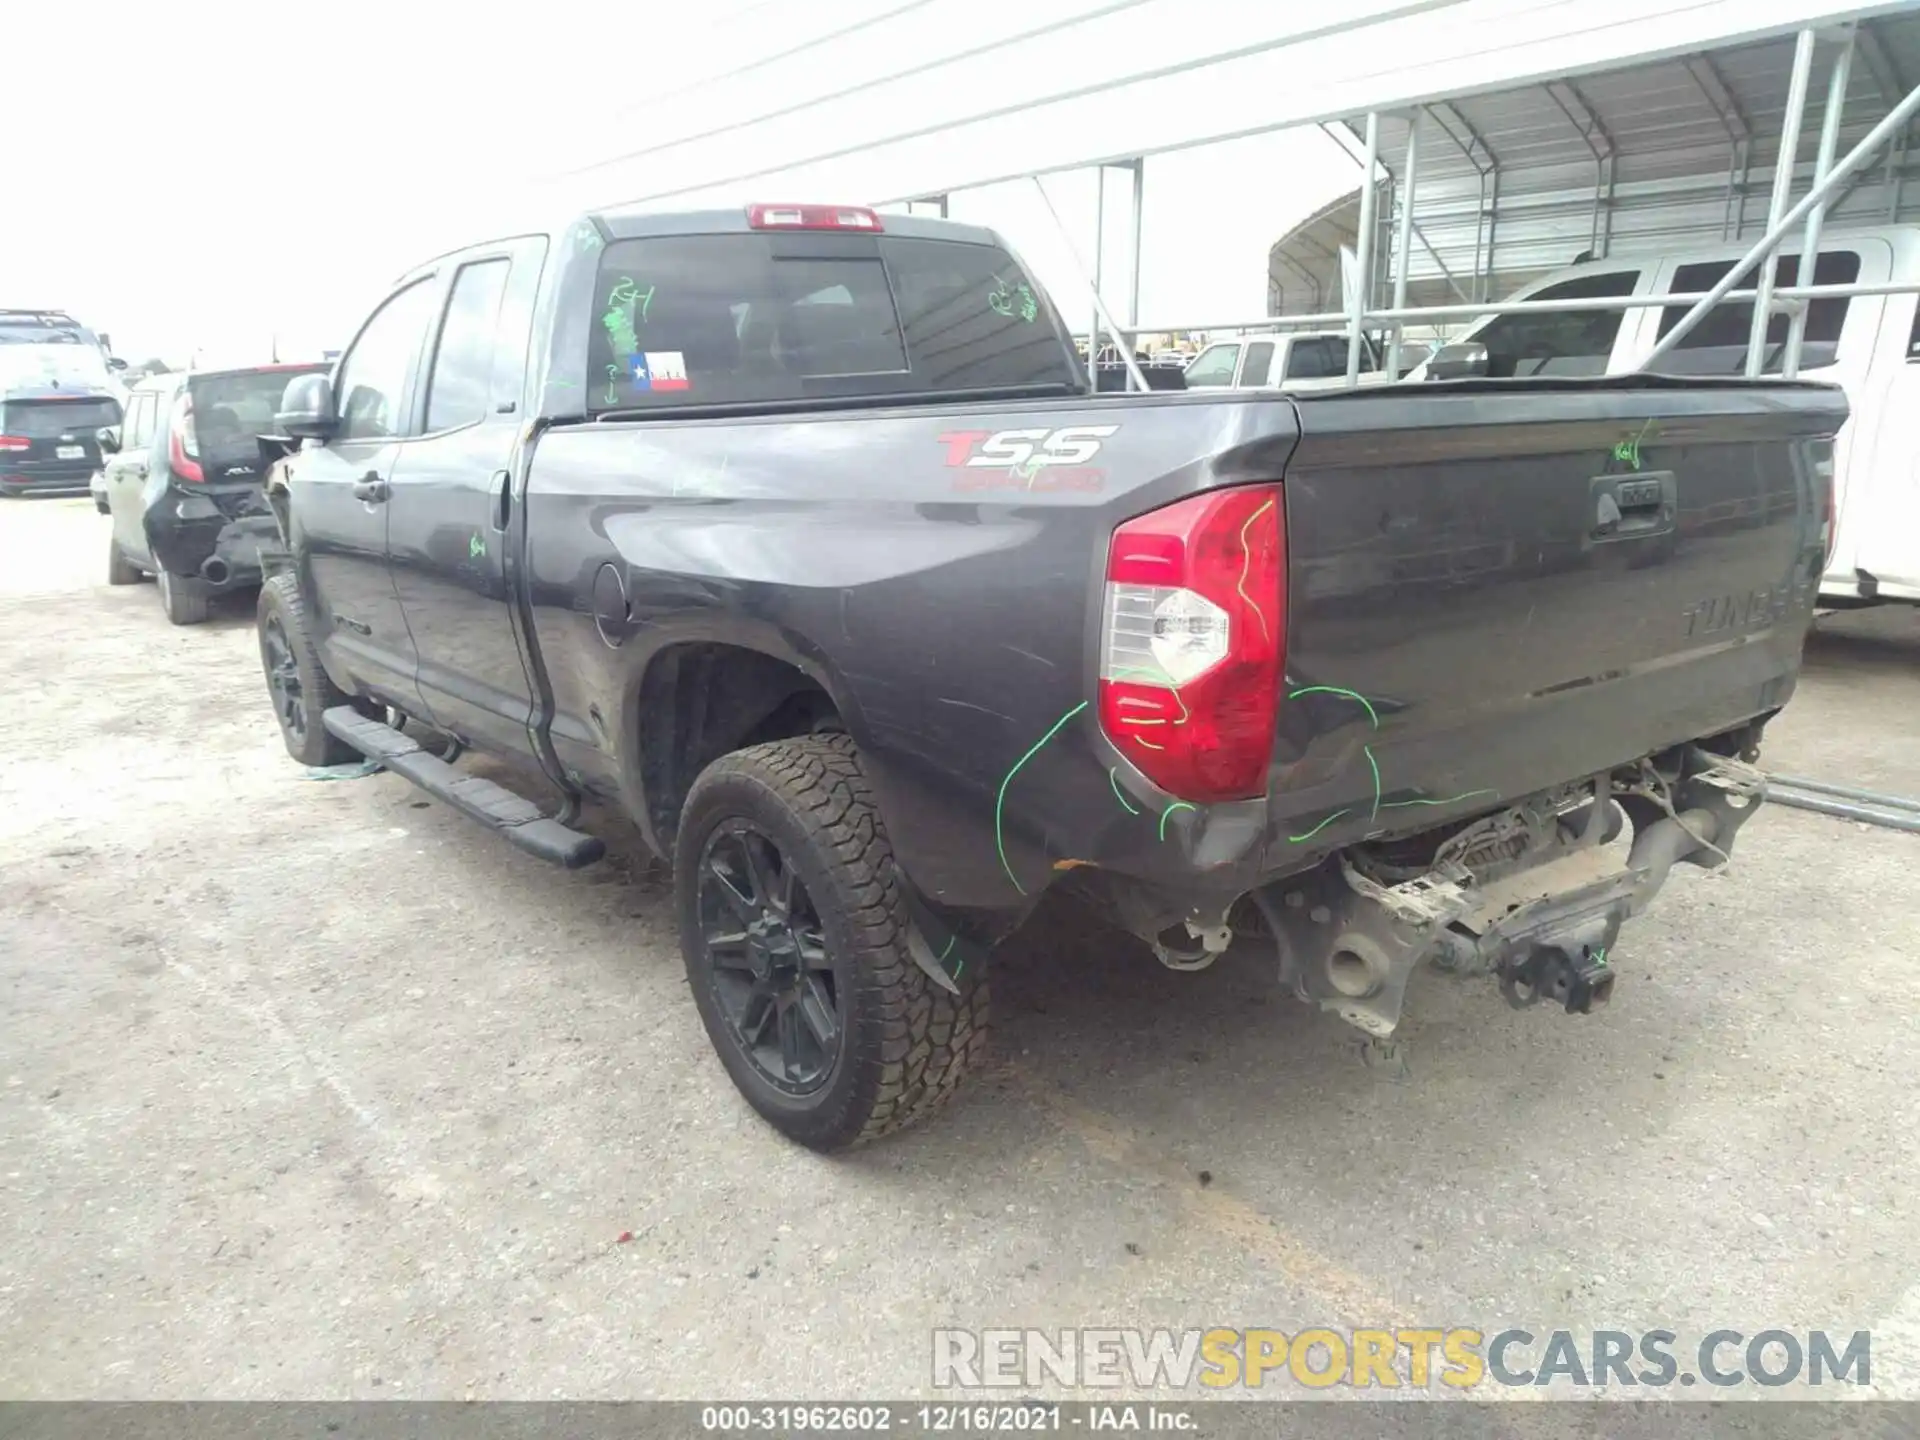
676,733,989,1151
157,568,210,625
107,537,143,586
256,572,358,767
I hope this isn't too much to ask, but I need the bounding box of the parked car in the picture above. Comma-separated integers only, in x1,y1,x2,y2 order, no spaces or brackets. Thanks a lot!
99,362,325,623
2,311,125,498
254,202,1844,1151
1403,223,1920,607
1181,329,1405,392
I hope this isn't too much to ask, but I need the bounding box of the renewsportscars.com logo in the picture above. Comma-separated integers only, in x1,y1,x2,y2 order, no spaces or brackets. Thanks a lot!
931,1327,1873,1392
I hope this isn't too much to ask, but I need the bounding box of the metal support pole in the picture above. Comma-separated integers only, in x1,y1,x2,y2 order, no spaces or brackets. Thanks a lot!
1128,159,1144,329
1785,31,1855,378
1031,176,1149,395
1090,166,1107,384
1747,28,1817,378
1386,115,1420,380
1347,111,1380,387
1645,76,1920,368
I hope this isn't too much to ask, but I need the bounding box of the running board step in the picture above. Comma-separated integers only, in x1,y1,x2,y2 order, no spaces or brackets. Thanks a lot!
321,706,605,869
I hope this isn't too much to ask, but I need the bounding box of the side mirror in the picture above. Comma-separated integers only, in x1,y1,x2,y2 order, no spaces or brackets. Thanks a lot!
276,372,338,440
96,427,121,455
108,356,129,372
1426,341,1490,381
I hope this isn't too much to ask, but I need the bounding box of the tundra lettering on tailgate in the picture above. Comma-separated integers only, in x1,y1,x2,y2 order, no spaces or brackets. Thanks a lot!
1682,581,1811,638
937,425,1117,492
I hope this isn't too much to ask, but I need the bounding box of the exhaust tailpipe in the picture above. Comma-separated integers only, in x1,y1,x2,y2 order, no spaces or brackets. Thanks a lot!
200,556,230,585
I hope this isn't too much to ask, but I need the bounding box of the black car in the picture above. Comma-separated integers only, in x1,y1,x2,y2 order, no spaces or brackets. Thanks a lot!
100,363,325,623
1,390,123,497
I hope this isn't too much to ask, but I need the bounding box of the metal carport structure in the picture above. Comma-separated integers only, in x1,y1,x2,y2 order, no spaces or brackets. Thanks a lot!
1303,6,1920,377
565,0,1920,387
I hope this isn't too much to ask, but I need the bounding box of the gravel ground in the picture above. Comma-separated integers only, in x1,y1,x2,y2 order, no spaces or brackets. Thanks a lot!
2,496,1917,1405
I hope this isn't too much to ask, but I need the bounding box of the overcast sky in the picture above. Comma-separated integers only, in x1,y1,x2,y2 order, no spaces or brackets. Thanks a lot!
4,0,1376,363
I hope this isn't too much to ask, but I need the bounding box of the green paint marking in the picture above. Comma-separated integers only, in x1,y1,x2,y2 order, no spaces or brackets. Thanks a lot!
1017,284,1038,323
1613,417,1656,470
600,278,656,380
468,534,487,560
1288,808,1351,844
1379,788,1499,810
603,363,623,406
1288,685,1380,729
938,934,956,963
1237,496,1277,647
1109,767,1142,815
1592,946,1608,968
994,701,1089,896
1365,744,1381,821
952,958,965,979
1158,801,1198,842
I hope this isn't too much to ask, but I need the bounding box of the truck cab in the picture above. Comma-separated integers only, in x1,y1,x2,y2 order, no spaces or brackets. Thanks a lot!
1180,328,1397,392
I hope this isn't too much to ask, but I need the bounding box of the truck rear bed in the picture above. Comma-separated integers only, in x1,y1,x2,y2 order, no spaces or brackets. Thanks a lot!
1270,376,1839,856
523,377,1843,914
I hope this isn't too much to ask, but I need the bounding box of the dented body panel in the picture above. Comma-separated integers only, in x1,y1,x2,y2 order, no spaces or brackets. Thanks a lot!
520,376,1845,914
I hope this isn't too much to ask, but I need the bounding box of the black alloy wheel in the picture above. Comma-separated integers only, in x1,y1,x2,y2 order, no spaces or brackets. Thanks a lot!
695,821,843,1094
262,614,306,747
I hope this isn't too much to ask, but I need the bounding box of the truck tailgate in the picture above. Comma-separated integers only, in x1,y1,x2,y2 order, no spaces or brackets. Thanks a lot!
1272,379,1846,844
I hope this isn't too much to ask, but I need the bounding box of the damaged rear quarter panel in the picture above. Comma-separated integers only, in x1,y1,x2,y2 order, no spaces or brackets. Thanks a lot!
520,393,1302,910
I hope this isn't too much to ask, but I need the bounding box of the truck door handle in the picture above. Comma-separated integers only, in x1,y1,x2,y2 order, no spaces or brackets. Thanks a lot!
492,469,511,531
353,473,390,503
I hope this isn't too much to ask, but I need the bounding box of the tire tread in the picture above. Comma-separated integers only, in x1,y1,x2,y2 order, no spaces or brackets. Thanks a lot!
680,733,988,1149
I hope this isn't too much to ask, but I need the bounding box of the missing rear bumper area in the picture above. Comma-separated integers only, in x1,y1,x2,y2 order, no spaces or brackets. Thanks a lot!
1251,745,1765,1039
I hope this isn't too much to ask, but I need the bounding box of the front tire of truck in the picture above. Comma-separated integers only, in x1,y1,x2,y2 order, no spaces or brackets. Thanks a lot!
257,572,359,768
676,734,989,1152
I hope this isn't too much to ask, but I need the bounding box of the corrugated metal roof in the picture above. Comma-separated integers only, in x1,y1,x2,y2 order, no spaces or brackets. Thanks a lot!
553,0,1913,215
1334,6,1920,312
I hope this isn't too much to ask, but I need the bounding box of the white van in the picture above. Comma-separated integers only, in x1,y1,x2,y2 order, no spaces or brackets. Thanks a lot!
1408,224,1920,606
1183,330,1400,392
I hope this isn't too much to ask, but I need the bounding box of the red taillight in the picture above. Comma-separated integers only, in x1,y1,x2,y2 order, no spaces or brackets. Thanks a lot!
1099,484,1285,803
0,436,30,452
746,203,883,232
169,396,203,482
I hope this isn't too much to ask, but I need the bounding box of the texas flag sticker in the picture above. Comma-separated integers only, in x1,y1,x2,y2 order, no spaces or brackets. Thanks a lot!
630,351,690,391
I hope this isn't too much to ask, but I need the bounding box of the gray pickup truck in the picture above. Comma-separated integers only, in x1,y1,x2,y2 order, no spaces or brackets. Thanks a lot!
255,202,1846,1150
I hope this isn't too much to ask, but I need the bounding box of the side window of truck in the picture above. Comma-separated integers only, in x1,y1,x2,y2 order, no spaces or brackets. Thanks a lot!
1240,341,1275,386
1471,271,1638,377
423,260,511,434
1184,344,1239,386
1650,250,1862,375
1285,338,1347,379
336,279,436,441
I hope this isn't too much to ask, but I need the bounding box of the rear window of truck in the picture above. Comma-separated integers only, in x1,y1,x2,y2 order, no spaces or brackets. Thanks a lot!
584,233,1078,410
